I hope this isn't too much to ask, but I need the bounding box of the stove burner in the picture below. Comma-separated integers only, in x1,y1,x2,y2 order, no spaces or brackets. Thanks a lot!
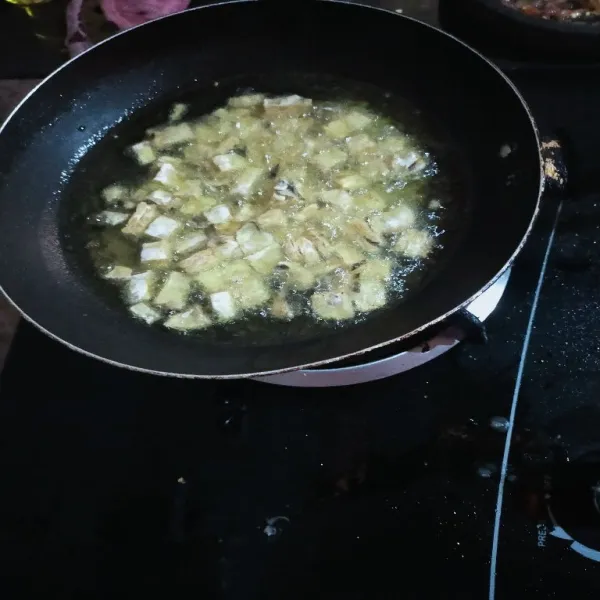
255,269,511,387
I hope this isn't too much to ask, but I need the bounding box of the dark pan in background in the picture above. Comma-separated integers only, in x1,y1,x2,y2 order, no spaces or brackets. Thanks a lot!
448,0,600,62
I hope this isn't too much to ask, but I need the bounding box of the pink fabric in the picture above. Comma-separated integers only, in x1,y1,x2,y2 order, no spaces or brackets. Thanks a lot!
101,0,191,29
65,0,93,57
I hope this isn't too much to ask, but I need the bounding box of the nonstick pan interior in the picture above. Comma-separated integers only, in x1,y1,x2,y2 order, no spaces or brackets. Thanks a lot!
64,72,471,346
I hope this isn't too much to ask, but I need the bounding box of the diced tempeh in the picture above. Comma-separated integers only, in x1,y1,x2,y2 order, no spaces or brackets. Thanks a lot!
129,302,162,324
94,211,129,226
234,204,257,223
153,162,179,187
180,195,217,215
238,119,266,141
355,259,392,282
129,141,156,166
390,151,421,171
353,281,387,312
272,192,288,204
147,190,178,207
204,204,232,224
359,157,391,181
393,228,434,259
293,204,320,222
347,218,383,246
379,135,414,156
231,276,270,309
344,111,373,131
195,260,254,294
213,106,245,121
228,94,265,108
152,123,194,148
257,208,287,230
212,153,247,172
102,184,128,204
323,266,352,291
213,221,242,236
353,191,386,215
283,238,303,262
324,112,372,139
296,237,321,264
122,202,159,236
308,232,335,259
178,179,204,198
175,231,208,256
310,259,344,278
168,103,188,122
126,271,156,303
153,271,190,310
140,240,172,264
131,187,149,203
236,223,275,255
263,95,312,117
193,122,221,144
346,133,376,155
333,243,365,266
210,291,237,321
271,294,294,320
179,248,220,274
232,167,263,198
216,135,238,154
103,265,132,280
311,291,355,320
145,215,181,239
336,173,368,190
279,262,315,291
311,148,348,172
245,245,282,274
164,306,212,331
321,189,352,210
215,238,243,259
194,271,224,295
324,119,351,139
369,205,416,235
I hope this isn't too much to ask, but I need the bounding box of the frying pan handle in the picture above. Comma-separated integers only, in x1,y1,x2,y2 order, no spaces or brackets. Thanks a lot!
447,308,488,345
540,137,567,195
418,308,488,350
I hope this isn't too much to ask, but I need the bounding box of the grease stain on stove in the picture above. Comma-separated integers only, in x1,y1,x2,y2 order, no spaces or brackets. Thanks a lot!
477,463,497,479
490,416,510,433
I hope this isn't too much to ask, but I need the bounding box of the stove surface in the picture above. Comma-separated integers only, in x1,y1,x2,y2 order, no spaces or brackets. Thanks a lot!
2,1,600,599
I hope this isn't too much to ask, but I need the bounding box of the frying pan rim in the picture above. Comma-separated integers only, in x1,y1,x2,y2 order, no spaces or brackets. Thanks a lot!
0,0,545,379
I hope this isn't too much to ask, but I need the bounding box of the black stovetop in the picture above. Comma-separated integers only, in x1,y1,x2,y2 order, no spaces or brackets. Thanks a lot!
2,1,600,598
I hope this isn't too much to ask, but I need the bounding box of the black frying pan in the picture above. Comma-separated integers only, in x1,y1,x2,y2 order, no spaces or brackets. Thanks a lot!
448,0,600,61
0,0,544,378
